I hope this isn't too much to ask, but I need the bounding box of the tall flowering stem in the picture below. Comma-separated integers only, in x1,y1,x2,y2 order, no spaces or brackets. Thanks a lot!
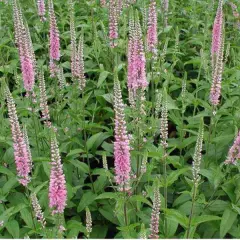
48,0,60,77
23,126,33,170
149,183,161,239
85,207,92,238
186,119,204,238
30,193,46,228
5,86,31,186
127,10,148,97
68,2,86,91
208,0,224,160
127,10,148,182
37,0,46,22
211,0,223,64
69,0,77,78
109,0,119,47
162,0,169,27
147,0,157,54
39,71,51,127
210,0,224,108
25,24,37,72
192,119,204,185
57,66,66,90
127,8,135,100
113,72,131,191
139,224,147,239
160,89,168,235
77,35,86,90
155,90,162,118
229,2,240,30
160,91,168,150
49,133,67,215
225,131,240,165
12,0,35,94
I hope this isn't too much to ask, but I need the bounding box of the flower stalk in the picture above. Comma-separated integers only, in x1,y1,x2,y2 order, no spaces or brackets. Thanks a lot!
186,118,204,238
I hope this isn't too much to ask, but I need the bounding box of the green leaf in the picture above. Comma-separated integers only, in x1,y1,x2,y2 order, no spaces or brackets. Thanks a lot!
117,223,140,231
42,162,50,177
93,175,108,193
179,202,202,216
67,220,86,233
99,207,119,225
165,209,188,228
166,218,178,237
3,177,18,195
222,183,236,202
86,132,111,151
77,192,97,212
0,207,15,224
69,160,89,173
66,149,84,158
101,93,113,104
6,220,19,238
0,166,14,176
208,200,229,212
167,168,190,186
90,225,108,238
95,192,118,200
183,226,197,239
173,193,191,207
11,204,27,216
130,195,152,207
220,208,238,238
97,71,109,88
191,215,221,226
31,181,48,194
20,208,34,228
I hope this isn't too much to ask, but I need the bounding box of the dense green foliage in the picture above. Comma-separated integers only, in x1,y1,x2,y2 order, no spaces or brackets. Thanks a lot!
0,0,240,238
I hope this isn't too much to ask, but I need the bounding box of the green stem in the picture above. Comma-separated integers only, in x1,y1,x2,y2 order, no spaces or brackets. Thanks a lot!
135,89,143,188
193,64,202,117
180,102,185,158
26,188,38,238
54,213,61,238
150,59,155,113
206,106,215,164
186,183,197,238
124,202,128,226
136,125,140,179
82,91,96,193
123,188,128,226
30,95,40,156
163,148,168,237
236,196,240,205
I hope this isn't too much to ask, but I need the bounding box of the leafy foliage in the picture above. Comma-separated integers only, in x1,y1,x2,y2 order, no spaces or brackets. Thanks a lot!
0,0,240,239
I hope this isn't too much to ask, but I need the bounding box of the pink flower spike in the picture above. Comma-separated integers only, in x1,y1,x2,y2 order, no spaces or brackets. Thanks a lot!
113,73,131,191
225,131,240,165
147,0,158,53
127,10,148,93
149,185,161,239
109,0,119,47
5,86,31,186
12,0,35,93
39,71,51,127
211,0,223,59
49,0,60,61
49,133,67,214
20,55,35,92
210,0,224,107
37,0,46,22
